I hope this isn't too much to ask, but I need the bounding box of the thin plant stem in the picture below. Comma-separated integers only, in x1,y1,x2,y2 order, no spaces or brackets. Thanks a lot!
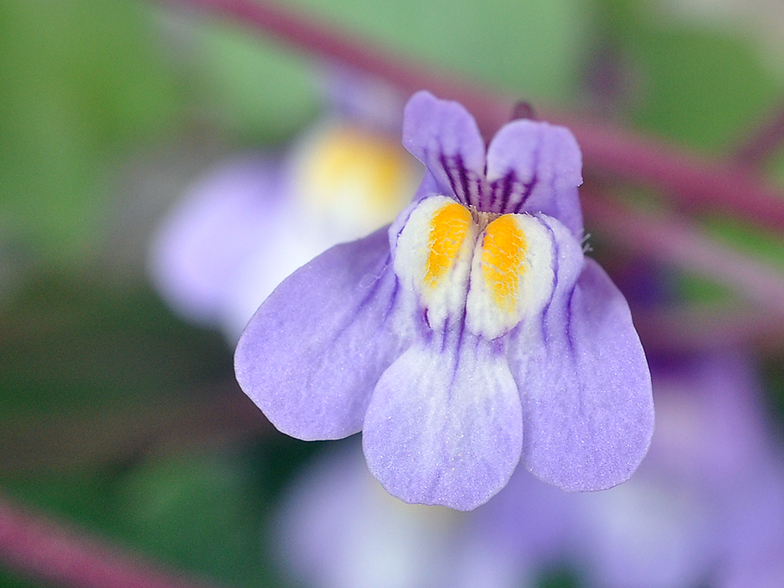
581,190,784,318
631,303,784,354
165,0,784,232
0,494,224,588
734,99,784,167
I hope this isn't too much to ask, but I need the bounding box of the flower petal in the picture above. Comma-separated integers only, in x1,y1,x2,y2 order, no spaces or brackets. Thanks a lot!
510,216,653,491
486,120,583,236
402,91,487,207
234,227,409,440
466,213,557,340
388,171,441,252
363,332,523,510
393,195,477,332
149,157,283,325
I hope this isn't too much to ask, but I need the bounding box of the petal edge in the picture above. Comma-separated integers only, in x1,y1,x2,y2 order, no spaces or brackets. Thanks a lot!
235,227,407,440
510,218,653,491
363,332,523,510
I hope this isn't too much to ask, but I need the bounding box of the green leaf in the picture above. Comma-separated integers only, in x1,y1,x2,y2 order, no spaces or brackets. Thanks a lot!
195,22,321,143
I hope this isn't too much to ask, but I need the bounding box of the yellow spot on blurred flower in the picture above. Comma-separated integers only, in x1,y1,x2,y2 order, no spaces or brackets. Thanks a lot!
425,203,473,288
302,126,417,228
481,215,527,312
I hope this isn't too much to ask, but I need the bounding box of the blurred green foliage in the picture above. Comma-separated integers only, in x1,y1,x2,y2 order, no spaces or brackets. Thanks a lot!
600,0,782,151
0,0,180,264
287,0,594,100
1,1,784,588
194,21,321,143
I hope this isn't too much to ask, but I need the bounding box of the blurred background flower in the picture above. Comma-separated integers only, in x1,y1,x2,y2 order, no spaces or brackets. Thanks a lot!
148,111,419,340
2,0,784,587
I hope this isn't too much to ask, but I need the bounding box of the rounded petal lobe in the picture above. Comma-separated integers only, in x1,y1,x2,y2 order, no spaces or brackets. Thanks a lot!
363,333,523,510
150,157,282,325
486,120,583,235
402,91,487,207
466,213,556,340
511,218,653,491
234,227,407,440
393,195,476,331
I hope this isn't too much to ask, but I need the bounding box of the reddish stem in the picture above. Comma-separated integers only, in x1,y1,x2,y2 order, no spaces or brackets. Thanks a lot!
0,384,267,474
0,494,223,588
165,0,784,231
581,191,784,317
631,303,784,354
733,99,784,167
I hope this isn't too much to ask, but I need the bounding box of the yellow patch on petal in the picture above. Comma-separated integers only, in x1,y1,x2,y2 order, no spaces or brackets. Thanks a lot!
303,127,415,223
425,202,473,288
480,215,527,312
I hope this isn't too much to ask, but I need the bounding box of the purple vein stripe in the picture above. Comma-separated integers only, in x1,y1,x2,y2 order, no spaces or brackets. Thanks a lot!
166,0,784,232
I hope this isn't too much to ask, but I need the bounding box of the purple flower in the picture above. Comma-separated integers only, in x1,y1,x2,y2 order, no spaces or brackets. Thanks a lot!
574,350,784,588
275,442,466,588
456,349,784,588
149,155,284,333
149,120,418,341
235,91,654,510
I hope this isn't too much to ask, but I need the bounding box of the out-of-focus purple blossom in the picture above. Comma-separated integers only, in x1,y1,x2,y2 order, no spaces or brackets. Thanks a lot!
149,119,419,340
149,155,283,329
274,442,465,588
718,458,784,588
235,91,654,510
321,67,407,133
574,349,784,588
274,442,577,588
476,348,784,588
272,347,784,588
452,464,577,588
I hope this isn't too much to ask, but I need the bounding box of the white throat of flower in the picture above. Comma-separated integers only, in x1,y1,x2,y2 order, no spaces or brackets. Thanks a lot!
394,195,556,340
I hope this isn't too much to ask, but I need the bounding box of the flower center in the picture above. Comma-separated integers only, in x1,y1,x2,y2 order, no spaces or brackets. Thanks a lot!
468,206,502,232
395,196,555,339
